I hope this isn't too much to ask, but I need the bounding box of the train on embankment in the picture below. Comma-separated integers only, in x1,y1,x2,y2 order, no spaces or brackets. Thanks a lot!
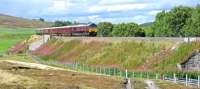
36,23,97,36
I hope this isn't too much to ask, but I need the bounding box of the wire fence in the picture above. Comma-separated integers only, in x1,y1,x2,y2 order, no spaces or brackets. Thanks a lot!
28,53,200,88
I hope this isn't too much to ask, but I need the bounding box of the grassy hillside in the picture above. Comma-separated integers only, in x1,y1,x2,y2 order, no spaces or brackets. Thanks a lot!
33,39,175,70
0,14,49,28
0,26,35,53
33,38,200,72
153,42,200,72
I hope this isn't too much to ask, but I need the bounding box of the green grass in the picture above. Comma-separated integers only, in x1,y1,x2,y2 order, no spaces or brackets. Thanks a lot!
0,40,21,53
0,26,35,53
75,41,166,69
153,41,200,72
34,39,173,69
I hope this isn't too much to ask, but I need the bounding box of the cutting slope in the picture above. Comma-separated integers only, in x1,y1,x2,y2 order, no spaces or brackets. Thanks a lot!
33,38,175,70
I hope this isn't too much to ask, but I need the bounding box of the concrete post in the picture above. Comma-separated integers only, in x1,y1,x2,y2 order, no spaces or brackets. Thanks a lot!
100,67,102,74
109,68,111,75
113,68,115,76
126,69,128,78
104,68,106,75
163,74,165,80
174,73,176,83
120,71,122,77
82,64,84,72
156,74,158,80
198,75,200,88
186,74,188,86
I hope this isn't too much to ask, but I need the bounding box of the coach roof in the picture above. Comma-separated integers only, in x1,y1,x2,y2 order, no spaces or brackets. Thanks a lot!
40,23,97,30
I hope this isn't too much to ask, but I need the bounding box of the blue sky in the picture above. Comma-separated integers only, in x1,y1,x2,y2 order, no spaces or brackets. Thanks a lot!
0,0,200,24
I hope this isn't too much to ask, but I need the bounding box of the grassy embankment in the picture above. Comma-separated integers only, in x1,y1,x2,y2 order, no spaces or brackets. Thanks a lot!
0,26,35,53
153,41,200,72
33,39,174,70
34,38,200,72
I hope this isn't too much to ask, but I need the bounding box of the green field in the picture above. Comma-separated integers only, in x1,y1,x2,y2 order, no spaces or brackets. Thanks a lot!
0,26,35,53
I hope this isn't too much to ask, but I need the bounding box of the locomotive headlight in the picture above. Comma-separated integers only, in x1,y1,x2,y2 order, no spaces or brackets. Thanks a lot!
89,28,97,32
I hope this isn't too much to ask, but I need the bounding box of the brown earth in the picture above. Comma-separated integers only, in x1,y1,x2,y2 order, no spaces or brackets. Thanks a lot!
0,59,146,89
136,49,172,71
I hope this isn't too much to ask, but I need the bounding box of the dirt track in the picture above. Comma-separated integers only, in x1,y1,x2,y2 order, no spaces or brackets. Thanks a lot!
0,59,147,89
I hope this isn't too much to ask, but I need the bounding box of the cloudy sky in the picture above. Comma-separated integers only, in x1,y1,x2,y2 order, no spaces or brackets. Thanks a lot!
0,0,200,24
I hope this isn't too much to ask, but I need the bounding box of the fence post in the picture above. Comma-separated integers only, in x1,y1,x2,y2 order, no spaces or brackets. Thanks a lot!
108,68,111,75
163,74,165,80
97,67,99,73
120,71,123,77
186,74,188,86
82,64,85,72
75,62,77,70
99,67,101,74
113,68,115,76
100,67,102,74
156,73,158,80
104,68,106,74
125,69,128,78
174,73,176,83
198,75,200,88
132,72,134,78
147,72,149,79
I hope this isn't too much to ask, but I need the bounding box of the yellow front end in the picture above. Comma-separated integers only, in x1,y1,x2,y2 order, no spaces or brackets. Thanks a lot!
89,28,97,33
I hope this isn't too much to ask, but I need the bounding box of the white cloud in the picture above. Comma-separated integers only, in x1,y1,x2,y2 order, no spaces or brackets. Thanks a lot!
41,0,77,16
89,3,149,13
44,0,67,15
88,15,99,20
99,0,136,4
51,0,67,11
132,15,151,24
84,15,153,24
148,10,162,15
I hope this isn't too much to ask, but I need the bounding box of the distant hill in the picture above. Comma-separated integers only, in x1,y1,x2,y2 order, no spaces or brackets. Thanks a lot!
140,22,153,28
0,13,49,28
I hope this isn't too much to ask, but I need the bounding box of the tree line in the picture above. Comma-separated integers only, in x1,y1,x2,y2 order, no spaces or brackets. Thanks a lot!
98,5,200,37
47,4,200,37
151,5,200,37
97,22,145,37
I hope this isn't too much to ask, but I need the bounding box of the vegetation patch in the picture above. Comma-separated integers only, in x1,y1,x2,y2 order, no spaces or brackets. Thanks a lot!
0,26,35,53
153,41,200,71
34,39,173,70
0,69,37,87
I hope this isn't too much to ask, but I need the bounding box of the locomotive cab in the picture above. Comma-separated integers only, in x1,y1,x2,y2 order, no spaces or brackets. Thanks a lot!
88,23,97,36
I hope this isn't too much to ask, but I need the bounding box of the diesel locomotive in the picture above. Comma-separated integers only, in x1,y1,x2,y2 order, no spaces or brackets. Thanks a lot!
36,23,97,36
